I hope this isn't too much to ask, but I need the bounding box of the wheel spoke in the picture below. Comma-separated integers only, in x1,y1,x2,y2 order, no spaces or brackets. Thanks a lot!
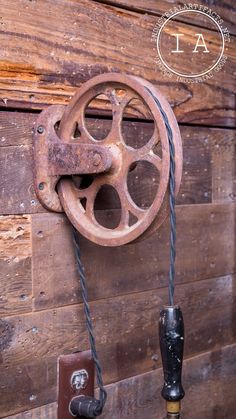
68,181,88,199
72,104,86,137
77,97,108,144
70,177,101,219
145,131,160,150
135,126,160,153
112,91,137,127
104,88,120,107
143,152,162,171
124,148,162,177
122,183,146,220
118,205,129,228
84,181,102,218
108,174,146,228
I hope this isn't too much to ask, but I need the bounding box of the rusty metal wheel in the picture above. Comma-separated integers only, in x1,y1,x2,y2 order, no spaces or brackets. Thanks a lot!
57,73,182,246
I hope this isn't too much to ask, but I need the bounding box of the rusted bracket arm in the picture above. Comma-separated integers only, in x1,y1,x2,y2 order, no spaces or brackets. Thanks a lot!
48,142,112,176
33,105,113,213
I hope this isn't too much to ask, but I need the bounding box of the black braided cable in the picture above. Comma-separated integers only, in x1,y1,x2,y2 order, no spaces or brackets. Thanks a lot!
72,226,107,417
145,87,176,306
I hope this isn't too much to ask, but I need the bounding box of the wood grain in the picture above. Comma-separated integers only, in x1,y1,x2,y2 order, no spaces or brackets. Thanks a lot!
212,134,236,202
32,203,235,310
0,215,32,316
1,273,236,415
3,342,236,418
0,1,235,418
0,1,235,126
100,343,236,419
7,403,57,419
6,403,57,419
0,357,57,417
4,274,236,367
95,0,236,36
0,111,235,215
0,145,43,214
0,111,36,147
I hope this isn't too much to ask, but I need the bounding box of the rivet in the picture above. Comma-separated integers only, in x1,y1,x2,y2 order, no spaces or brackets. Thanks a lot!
38,182,44,190
19,294,27,301
93,153,102,166
37,125,45,134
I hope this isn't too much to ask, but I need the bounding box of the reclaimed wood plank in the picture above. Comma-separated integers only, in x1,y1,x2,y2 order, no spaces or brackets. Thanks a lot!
0,145,43,214
212,134,236,202
0,357,57,418
0,110,235,214
0,1,235,126
95,0,236,36
0,2,234,419
0,288,158,415
1,273,236,414
0,111,36,147
100,343,236,419
1,289,162,369
0,215,32,316
5,274,236,367
32,203,235,310
0,207,233,332
5,403,57,419
3,342,236,418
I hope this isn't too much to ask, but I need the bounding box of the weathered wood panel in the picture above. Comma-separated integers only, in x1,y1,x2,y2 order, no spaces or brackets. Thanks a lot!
2,274,236,367
0,1,235,418
212,135,236,202
0,1,235,126
100,343,236,419
0,145,43,214
6,403,57,419
0,111,36,147
0,357,57,417
0,215,32,316
32,203,235,310
0,111,235,215
96,0,236,35
4,343,236,418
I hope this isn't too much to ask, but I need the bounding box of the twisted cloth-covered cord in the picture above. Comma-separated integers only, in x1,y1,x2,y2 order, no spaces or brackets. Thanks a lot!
72,227,107,416
145,88,176,306
70,88,177,418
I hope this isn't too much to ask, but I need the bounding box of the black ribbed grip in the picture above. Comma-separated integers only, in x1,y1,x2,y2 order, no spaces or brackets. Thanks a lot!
159,306,185,402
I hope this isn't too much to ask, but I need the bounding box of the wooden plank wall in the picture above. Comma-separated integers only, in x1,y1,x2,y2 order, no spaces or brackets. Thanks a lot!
0,0,235,418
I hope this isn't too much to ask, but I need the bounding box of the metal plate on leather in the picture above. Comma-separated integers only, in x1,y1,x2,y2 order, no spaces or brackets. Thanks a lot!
57,351,95,419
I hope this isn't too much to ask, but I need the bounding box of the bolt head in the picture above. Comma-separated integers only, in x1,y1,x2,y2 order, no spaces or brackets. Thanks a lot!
37,125,45,134
93,153,102,166
71,369,89,391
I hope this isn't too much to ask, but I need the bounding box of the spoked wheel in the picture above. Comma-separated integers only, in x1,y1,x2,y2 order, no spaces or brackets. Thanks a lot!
57,73,182,246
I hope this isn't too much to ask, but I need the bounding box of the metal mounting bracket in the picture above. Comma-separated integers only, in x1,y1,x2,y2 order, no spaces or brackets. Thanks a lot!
33,104,112,213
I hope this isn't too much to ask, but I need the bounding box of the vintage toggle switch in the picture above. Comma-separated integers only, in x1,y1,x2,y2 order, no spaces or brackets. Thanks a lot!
58,351,95,419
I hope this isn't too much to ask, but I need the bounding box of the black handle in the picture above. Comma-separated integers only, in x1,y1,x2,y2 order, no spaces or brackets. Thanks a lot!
159,306,185,407
69,395,102,418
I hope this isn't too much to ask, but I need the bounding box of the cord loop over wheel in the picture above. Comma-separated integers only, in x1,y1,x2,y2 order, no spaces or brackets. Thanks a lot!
33,73,183,247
